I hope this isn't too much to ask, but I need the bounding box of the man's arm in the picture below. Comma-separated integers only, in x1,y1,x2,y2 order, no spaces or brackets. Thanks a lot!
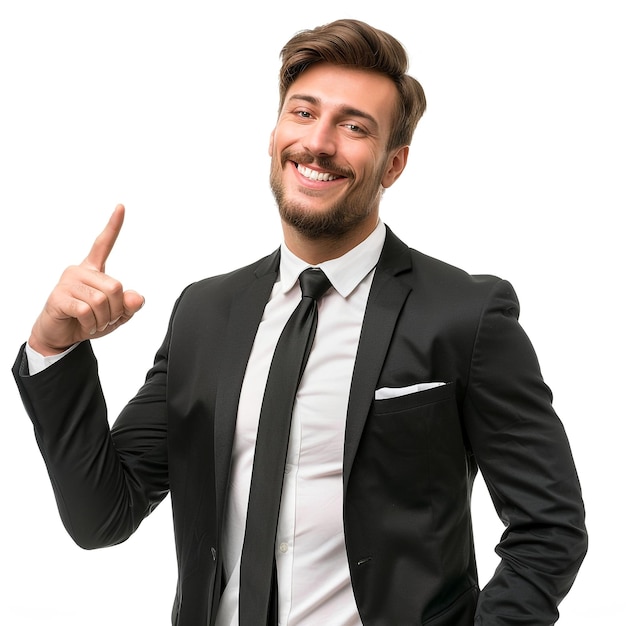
465,279,587,624
11,205,166,548
13,337,170,549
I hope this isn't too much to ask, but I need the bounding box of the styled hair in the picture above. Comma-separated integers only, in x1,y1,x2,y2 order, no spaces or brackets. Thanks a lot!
278,19,427,150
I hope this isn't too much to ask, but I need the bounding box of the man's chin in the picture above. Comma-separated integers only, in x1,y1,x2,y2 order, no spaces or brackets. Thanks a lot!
279,203,370,240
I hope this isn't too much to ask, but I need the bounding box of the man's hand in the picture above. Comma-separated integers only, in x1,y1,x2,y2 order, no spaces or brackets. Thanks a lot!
28,204,145,356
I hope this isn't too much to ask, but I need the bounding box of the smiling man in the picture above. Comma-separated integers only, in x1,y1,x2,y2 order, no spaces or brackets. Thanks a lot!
269,62,407,261
13,18,586,626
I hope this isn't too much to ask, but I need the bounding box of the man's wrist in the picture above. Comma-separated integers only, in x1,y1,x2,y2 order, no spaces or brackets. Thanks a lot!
28,329,75,357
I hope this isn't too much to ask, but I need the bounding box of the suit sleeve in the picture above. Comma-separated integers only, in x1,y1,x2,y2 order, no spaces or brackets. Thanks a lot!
463,279,587,625
11,333,171,550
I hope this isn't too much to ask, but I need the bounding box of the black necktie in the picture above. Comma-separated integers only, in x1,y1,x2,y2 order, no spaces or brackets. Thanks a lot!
239,267,332,625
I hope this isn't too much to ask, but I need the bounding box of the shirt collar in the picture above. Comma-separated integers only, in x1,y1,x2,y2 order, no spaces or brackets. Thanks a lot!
278,220,386,298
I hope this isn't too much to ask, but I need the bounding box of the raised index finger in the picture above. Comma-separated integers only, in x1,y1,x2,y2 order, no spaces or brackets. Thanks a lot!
83,204,126,271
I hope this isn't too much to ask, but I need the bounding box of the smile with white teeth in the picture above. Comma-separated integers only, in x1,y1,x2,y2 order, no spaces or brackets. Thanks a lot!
297,163,340,182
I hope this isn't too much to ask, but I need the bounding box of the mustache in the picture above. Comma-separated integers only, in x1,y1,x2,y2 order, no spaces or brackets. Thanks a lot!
282,151,353,179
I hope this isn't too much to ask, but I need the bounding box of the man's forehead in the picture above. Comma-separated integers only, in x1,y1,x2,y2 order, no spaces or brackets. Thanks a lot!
283,64,397,123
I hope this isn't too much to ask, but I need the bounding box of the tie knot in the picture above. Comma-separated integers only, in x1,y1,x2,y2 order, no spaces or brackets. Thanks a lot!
299,268,331,301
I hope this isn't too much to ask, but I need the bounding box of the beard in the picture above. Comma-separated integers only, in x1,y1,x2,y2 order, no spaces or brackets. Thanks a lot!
270,152,384,240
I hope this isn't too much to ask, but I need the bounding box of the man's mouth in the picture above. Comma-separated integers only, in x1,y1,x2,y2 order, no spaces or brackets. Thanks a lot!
296,163,341,182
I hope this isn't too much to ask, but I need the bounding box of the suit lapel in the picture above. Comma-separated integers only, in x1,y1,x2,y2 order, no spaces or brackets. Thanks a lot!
343,228,413,486
213,251,280,524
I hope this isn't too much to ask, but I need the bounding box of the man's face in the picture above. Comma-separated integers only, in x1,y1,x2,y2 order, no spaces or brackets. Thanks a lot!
269,63,405,240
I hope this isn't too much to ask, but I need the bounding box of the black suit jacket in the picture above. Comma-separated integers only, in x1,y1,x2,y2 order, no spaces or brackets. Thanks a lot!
13,227,587,625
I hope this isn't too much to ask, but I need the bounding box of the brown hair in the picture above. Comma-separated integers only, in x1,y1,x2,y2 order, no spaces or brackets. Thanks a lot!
278,19,427,150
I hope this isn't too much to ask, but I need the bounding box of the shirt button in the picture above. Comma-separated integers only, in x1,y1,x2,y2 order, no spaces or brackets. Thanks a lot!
279,542,289,553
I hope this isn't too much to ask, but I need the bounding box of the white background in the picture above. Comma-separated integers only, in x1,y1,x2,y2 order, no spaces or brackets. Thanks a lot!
1,1,623,623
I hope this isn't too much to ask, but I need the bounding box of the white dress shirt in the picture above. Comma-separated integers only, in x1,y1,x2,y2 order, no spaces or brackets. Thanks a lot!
217,221,385,626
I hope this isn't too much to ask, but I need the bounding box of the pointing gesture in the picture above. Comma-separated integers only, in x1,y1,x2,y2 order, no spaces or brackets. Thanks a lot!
84,202,126,273
29,205,145,356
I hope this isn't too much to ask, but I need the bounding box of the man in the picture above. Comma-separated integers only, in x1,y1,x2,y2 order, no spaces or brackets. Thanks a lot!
13,18,586,626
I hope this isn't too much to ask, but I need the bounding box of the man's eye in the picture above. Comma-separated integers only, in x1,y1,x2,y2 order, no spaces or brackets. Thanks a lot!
345,123,365,134
297,111,312,119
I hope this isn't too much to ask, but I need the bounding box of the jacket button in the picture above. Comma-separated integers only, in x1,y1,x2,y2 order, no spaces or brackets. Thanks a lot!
211,547,217,561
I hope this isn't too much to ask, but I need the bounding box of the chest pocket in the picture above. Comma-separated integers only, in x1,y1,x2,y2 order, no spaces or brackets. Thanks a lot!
367,381,468,499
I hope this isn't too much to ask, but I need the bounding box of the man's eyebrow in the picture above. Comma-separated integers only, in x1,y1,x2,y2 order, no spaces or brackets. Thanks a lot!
286,94,379,130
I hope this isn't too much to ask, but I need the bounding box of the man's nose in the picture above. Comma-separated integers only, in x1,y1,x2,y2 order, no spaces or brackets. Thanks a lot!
302,120,337,157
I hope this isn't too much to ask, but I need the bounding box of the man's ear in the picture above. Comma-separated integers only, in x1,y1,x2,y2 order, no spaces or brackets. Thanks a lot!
381,145,409,188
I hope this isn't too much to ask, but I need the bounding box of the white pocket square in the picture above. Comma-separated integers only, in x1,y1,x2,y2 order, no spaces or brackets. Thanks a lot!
375,382,446,400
